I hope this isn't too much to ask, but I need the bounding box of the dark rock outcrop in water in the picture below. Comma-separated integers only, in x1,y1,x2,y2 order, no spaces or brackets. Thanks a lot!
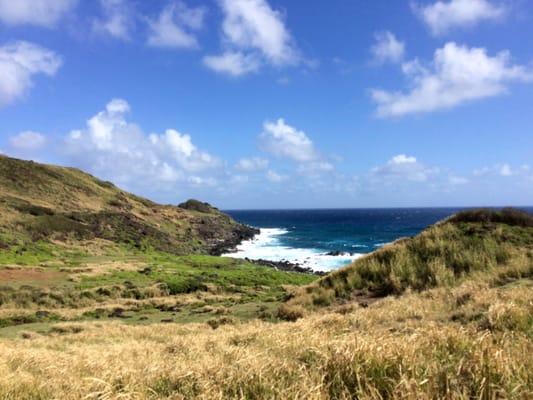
208,225,259,256
245,258,325,276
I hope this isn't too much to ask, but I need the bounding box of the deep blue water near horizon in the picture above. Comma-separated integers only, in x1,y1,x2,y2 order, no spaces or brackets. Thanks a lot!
225,207,533,256
225,208,461,255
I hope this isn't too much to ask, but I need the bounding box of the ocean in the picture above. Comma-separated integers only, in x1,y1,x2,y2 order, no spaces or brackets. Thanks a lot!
222,208,476,271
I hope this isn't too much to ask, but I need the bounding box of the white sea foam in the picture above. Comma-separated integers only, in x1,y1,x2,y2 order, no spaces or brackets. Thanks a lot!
222,228,362,272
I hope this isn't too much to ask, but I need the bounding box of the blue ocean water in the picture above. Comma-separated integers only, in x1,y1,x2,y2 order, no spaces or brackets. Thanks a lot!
222,207,532,271
227,208,461,254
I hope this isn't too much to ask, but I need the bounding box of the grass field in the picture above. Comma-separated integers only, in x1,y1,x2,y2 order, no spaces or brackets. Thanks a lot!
0,242,316,339
0,209,532,399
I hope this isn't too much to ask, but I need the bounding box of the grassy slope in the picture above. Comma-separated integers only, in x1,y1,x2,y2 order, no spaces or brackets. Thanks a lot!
285,208,533,312
0,248,316,338
0,194,532,399
0,156,318,334
0,256,531,398
0,155,254,255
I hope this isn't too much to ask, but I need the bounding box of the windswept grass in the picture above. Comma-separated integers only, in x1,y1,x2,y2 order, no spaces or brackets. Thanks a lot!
0,246,316,336
0,209,531,398
0,278,531,399
287,211,533,310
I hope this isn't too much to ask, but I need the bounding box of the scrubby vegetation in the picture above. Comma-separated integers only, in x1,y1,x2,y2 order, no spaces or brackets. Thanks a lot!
449,207,533,227
0,244,315,337
0,275,531,398
286,209,533,310
0,155,531,399
0,155,256,256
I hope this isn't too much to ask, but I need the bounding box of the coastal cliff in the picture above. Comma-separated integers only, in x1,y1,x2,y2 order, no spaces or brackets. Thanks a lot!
0,155,257,255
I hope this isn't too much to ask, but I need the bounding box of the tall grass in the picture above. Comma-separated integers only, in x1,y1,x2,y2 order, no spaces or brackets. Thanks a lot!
0,279,531,399
288,218,533,309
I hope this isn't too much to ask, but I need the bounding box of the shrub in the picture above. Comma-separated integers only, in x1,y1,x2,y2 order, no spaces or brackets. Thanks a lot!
207,316,235,329
178,199,214,213
276,304,305,321
449,208,533,227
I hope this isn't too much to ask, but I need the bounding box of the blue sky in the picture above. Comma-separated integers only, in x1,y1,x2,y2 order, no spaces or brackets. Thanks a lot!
0,0,532,209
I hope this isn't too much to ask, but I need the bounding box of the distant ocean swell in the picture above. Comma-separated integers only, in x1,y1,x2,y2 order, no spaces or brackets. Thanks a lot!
222,228,362,272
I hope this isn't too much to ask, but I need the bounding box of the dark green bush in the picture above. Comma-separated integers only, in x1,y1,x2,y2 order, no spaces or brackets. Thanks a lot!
449,208,533,227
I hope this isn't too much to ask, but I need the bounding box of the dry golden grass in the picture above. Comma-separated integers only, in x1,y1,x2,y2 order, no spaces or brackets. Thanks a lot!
0,278,531,399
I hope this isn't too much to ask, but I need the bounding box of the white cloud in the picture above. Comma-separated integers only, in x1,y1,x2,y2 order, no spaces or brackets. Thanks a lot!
477,163,529,177
9,131,47,151
0,41,62,107
260,118,317,162
414,0,504,35
93,0,132,40
188,176,217,186
204,0,299,75
147,1,206,49
371,154,439,182
499,163,512,176
203,51,260,76
298,161,334,175
266,169,287,183
65,99,220,189
448,175,469,185
0,0,77,27
235,157,269,171
371,42,532,117
371,31,405,64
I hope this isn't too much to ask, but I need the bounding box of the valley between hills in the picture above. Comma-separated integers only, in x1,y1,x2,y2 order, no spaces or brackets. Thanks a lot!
0,155,531,399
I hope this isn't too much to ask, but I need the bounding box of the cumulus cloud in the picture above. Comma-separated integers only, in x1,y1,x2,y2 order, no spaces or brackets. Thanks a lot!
371,31,405,64
266,169,287,183
147,1,206,49
474,163,529,177
371,154,439,182
371,42,532,117
203,51,261,76
235,157,269,171
9,131,47,151
499,163,512,176
93,0,133,40
64,99,220,189
413,0,504,35
260,119,317,162
0,0,77,27
0,41,62,107
297,161,334,176
204,0,300,75
448,175,469,185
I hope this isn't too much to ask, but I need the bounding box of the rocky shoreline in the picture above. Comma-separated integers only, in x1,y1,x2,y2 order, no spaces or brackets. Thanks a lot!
208,225,259,256
245,258,325,276
213,225,326,276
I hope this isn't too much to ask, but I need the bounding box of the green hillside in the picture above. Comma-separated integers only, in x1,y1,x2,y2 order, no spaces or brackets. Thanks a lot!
0,155,256,256
285,208,533,313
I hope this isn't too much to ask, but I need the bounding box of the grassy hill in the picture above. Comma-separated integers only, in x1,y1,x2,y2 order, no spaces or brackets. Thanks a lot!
0,155,317,339
0,158,531,400
283,208,533,315
0,155,256,256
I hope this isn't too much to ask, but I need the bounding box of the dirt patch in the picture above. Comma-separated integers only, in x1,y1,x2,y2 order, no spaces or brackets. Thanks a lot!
0,268,65,284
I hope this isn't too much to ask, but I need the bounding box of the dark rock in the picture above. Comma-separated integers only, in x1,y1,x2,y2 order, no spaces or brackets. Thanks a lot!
246,259,325,276
208,225,259,256
109,307,126,318
138,266,152,275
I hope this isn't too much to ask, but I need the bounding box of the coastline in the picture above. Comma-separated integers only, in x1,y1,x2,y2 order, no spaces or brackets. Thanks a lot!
221,227,362,273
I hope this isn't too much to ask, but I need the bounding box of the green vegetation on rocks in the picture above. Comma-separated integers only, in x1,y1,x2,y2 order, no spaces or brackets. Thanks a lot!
0,155,256,255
